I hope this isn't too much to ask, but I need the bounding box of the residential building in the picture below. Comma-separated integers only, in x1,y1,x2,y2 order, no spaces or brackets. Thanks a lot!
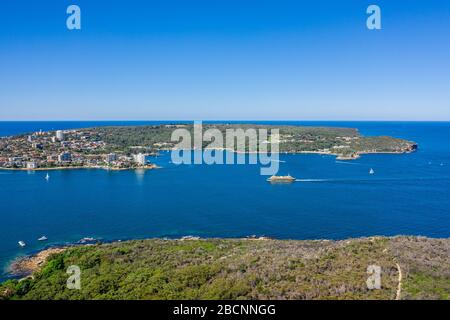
26,161,37,169
105,153,117,163
133,153,147,165
56,130,65,141
58,152,72,162
32,143,43,149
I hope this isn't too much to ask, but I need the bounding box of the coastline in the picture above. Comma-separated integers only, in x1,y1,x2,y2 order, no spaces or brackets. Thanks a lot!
0,148,416,172
5,234,445,280
8,247,67,278
171,147,418,159
0,124,418,172
3,235,449,300
0,164,160,172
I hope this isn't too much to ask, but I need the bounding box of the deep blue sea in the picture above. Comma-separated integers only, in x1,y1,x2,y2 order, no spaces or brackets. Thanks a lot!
1,121,449,281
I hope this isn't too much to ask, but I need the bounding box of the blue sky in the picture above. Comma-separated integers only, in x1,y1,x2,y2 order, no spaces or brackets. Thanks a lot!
0,0,449,120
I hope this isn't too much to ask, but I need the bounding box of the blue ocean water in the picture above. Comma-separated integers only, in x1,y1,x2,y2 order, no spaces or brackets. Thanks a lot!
1,121,449,281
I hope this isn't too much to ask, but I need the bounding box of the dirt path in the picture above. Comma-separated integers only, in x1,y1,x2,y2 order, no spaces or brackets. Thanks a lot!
395,263,403,300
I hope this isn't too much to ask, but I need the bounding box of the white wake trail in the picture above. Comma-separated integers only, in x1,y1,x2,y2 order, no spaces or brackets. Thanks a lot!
295,179,332,182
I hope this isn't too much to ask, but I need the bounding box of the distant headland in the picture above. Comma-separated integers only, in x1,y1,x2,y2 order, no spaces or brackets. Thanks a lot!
0,124,417,171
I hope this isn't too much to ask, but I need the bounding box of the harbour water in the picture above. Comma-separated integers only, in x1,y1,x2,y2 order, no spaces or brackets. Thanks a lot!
1,121,449,280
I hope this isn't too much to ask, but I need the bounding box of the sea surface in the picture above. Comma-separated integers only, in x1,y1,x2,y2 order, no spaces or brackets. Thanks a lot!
1,121,450,281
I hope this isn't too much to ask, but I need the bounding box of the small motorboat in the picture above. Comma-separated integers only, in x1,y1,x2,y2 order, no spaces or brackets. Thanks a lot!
18,241,26,247
38,236,48,241
369,168,375,175
45,173,50,181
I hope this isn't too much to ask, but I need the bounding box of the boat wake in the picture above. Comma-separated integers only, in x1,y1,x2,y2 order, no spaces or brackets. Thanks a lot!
295,179,332,182
296,177,450,183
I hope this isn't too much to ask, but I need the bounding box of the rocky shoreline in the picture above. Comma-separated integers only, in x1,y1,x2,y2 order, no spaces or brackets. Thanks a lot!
2,236,449,300
5,233,443,281
7,235,273,278
8,247,67,278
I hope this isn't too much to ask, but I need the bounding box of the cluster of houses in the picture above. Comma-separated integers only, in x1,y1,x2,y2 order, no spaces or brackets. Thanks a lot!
0,129,150,170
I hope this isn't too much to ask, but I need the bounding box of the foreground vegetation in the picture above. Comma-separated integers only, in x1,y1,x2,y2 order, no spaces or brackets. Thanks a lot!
1,237,448,300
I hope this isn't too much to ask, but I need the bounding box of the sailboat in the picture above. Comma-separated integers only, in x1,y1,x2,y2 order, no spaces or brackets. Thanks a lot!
38,236,48,241
369,168,375,175
45,173,50,181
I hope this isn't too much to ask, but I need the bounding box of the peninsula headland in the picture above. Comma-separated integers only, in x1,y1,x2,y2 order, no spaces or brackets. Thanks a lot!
0,124,417,170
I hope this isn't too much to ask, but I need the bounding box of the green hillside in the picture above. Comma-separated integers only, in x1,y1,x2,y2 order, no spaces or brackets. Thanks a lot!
1,237,448,300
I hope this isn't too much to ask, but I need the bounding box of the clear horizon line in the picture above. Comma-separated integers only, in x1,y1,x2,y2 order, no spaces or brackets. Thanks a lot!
1,119,450,122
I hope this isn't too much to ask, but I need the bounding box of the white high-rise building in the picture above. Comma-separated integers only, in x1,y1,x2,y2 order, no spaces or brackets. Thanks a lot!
133,153,147,165
56,130,65,141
